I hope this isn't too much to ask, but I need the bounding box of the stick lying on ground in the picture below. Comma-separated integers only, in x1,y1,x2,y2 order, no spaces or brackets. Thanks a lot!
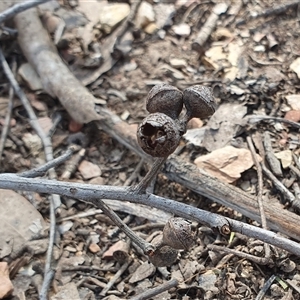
0,173,300,257
13,6,300,242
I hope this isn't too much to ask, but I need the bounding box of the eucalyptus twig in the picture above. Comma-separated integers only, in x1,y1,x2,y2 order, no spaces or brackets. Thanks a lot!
99,258,132,296
207,244,272,265
87,198,154,255
130,278,178,300
0,0,52,24
19,146,79,178
247,136,270,258
131,157,166,194
247,115,300,130
0,174,300,256
0,46,59,300
255,275,277,300
261,163,296,206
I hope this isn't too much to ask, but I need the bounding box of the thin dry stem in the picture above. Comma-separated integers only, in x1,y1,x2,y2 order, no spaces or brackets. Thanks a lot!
130,278,178,300
247,136,270,258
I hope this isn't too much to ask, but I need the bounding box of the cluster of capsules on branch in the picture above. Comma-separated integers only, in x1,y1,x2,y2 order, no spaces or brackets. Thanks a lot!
136,84,217,266
137,83,217,158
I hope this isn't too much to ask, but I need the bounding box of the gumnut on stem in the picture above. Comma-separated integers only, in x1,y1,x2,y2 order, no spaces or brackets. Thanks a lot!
162,217,194,250
183,85,216,121
137,112,181,157
148,233,178,267
146,83,183,120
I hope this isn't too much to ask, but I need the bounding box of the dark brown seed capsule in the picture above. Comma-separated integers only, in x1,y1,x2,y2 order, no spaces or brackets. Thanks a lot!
163,217,194,250
137,112,180,157
148,234,178,267
149,245,178,267
146,84,183,119
183,85,216,120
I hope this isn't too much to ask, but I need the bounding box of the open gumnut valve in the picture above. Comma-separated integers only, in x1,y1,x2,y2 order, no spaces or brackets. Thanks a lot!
137,84,216,158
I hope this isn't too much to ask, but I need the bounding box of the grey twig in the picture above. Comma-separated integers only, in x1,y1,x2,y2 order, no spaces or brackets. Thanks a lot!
130,278,178,300
255,275,277,300
263,132,282,177
19,146,78,178
86,198,154,255
261,163,296,206
0,58,16,167
247,136,270,258
207,244,272,265
99,258,132,296
0,0,52,24
131,157,166,194
0,174,300,256
248,115,300,130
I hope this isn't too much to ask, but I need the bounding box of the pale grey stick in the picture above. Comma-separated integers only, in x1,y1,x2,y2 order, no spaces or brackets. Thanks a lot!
0,59,15,166
0,0,52,24
0,174,300,256
19,146,78,178
247,136,270,259
100,258,132,296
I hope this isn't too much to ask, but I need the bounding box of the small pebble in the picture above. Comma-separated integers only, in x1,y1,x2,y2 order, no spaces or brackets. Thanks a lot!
89,243,101,253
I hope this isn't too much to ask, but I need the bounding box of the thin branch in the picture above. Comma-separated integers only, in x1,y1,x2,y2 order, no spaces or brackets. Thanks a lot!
130,278,178,300
255,274,277,300
86,198,154,255
99,258,132,296
131,157,166,194
19,146,78,178
261,163,296,205
247,136,270,258
0,174,300,256
247,115,300,130
0,58,15,167
0,0,52,24
207,244,271,265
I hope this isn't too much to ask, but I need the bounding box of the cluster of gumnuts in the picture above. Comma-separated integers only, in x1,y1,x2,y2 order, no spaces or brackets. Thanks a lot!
136,84,216,266
137,83,216,158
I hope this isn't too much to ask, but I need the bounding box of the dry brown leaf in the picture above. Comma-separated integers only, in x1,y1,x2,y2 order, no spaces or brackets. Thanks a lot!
102,240,129,259
51,282,81,300
194,146,261,183
290,57,300,79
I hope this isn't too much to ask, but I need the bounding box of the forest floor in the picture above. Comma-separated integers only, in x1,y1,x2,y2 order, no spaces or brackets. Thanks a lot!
1,0,300,299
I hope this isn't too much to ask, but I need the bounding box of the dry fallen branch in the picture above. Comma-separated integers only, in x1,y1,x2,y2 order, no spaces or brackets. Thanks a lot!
0,174,300,256
14,8,101,124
